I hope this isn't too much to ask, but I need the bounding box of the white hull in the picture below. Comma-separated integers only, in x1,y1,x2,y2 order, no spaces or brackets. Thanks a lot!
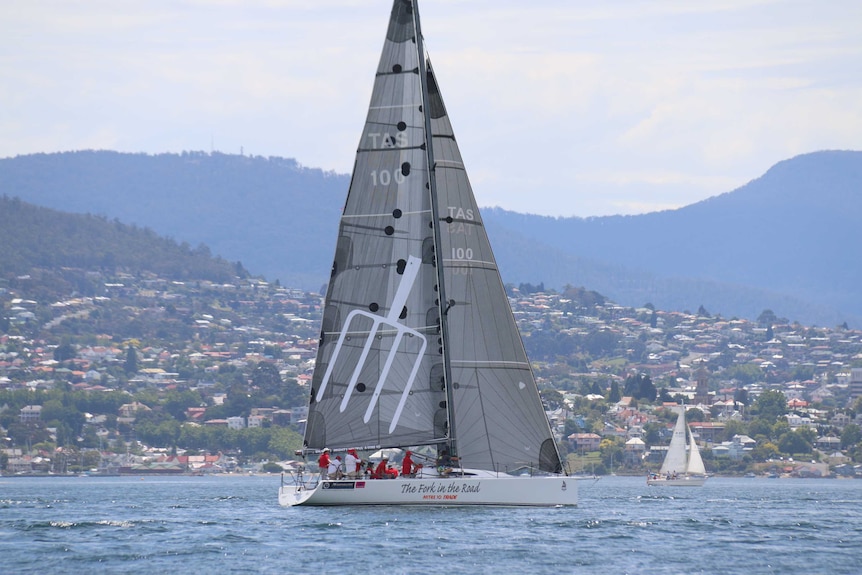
280,472,577,507
647,475,707,487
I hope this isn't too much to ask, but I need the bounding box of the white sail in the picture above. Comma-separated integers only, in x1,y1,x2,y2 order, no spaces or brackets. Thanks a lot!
686,424,706,476
658,408,688,476
648,406,707,486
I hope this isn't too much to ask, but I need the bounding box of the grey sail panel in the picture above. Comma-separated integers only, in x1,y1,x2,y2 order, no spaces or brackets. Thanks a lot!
305,1,445,452
304,0,563,475
425,62,564,473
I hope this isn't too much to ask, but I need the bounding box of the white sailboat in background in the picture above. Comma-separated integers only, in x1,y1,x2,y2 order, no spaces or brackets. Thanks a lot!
647,407,707,487
278,0,576,507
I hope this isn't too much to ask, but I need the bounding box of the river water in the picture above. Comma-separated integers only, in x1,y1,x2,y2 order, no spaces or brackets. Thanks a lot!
1,475,860,574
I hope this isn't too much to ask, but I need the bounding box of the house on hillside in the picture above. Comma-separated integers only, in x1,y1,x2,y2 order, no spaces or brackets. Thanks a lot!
711,434,755,461
19,405,42,423
624,438,646,465
118,401,151,420
568,433,601,452
690,422,725,444
816,436,841,451
185,407,206,422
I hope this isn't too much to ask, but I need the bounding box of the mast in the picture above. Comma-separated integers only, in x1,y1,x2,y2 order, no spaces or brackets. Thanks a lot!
412,0,457,457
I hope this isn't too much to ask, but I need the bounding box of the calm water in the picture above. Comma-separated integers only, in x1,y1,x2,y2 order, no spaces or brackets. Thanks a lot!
1,475,860,574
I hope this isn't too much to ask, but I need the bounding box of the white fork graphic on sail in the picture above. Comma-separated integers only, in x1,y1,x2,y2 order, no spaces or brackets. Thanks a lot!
315,255,427,433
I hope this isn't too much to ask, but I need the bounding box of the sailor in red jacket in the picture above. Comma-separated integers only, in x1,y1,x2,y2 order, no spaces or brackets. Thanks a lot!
373,456,398,479
401,450,421,477
318,448,331,479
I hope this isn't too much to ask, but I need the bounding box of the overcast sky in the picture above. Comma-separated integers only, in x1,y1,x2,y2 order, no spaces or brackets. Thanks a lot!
2,0,861,217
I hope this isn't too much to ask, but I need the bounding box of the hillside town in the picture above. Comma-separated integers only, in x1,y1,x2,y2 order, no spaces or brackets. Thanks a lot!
2,270,861,478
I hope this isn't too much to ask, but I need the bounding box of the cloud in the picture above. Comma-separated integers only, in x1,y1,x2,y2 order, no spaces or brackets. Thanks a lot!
1,0,861,217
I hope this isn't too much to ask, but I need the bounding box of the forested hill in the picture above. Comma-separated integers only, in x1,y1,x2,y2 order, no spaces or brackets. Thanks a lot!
0,196,247,288
2,149,861,327
0,151,347,291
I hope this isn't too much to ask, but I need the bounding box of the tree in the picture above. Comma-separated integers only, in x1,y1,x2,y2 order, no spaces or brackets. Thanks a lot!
251,362,282,396
748,418,773,441
643,422,662,446
608,381,621,403
752,390,787,423
841,424,861,449
53,342,76,362
777,430,812,455
268,427,303,458
623,373,656,402
796,426,817,446
686,408,705,423
599,438,623,470
164,390,204,421
583,330,619,358
540,389,564,410
40,398,85,444
124,345,138,374
722,419,747,442
751,441,780,462
136,416,181,448
757,309,778,327
771,419,790,440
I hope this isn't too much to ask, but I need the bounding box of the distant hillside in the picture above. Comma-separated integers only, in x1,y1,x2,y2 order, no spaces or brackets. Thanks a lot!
484,219,845,327
483,150,862,326
0,196,246,285
0,151,347,289
2,149,860,327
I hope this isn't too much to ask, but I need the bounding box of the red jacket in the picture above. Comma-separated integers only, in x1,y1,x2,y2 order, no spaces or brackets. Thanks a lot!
373,460,388,479
402,452,414,475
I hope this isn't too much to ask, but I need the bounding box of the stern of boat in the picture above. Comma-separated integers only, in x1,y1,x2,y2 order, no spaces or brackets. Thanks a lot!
279,484,316,506
278,471,320,506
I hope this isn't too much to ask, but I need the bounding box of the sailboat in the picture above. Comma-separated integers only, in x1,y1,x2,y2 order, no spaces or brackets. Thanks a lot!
646,407,707,487
278,0,576,507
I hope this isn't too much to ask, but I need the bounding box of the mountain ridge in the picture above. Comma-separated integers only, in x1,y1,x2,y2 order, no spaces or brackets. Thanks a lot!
1,149,859,327
482,150,862,326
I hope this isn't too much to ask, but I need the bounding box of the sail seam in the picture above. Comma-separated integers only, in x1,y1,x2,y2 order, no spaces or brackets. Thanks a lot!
357,145,426,153
322,325,439,337
342,209,431,219
442,259,496,268
369,104,416,110
450,360,531,368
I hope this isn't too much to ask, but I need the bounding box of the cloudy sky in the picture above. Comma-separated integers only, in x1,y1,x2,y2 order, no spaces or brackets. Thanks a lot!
2,0,861,216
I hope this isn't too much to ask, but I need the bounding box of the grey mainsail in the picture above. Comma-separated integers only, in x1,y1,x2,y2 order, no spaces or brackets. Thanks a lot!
303,0,563,475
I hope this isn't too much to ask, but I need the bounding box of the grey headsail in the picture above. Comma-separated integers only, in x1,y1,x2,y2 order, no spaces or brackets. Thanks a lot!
303,0,564,475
